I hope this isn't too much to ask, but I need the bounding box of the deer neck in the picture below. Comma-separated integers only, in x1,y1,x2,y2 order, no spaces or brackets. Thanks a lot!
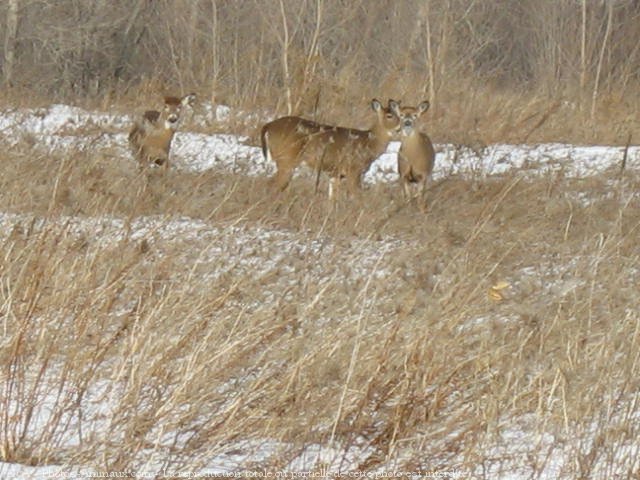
367,122,395,157
149,127,176,150
400,129,421,146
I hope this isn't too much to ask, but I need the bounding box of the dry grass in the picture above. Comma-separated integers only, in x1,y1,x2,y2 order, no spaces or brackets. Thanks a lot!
1,138,640,477
4,77,640,149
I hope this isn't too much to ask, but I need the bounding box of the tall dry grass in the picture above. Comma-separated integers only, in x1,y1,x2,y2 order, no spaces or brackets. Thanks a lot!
1,1,640,145
0,138,639,476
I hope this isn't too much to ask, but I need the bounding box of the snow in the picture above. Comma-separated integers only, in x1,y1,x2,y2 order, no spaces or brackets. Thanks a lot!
0,463,61,480
1,103,637,181
1,102,638,479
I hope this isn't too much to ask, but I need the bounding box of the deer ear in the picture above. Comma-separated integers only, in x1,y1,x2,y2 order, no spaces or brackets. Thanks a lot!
182,93,197,107
388,99,401,115
371,99,383,112
418,101,430,114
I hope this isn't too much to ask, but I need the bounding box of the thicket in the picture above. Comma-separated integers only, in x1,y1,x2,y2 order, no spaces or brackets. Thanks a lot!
2,0,640,143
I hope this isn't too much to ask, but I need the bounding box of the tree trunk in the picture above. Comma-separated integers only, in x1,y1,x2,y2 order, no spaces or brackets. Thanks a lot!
424,0,436,108
591,1,613,120
113,0,147,80
3,0,19,86
210,0,219,101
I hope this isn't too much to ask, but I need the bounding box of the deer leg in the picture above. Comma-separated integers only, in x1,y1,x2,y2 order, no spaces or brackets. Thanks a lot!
345,173,361,197
402,179,412,202
272,166,294,192
417,175,433,212
328,177,338,199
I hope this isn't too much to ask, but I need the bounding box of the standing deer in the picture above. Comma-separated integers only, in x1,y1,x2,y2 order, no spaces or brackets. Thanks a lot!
260,99,402,197
389,100,435,202
128,93,196,172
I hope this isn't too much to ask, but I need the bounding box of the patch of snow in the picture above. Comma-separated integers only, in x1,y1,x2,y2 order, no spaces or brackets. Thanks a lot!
2,104,638,185
198,101,232,123
1,103,639,480
0,211,411,314
172,131,268,174
0,463,64,480
366,142,638,185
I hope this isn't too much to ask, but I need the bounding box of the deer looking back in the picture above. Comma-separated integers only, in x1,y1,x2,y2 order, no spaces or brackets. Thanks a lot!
128,93,196,171
261,99,402,197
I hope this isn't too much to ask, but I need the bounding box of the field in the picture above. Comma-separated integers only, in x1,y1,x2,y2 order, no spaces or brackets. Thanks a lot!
1,101,639,479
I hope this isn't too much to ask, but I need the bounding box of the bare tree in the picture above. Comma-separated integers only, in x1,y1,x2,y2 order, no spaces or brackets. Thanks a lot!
1,0,639,144
278,0,293,114
591,0,614,120
3,0,19,86
112,0,148,81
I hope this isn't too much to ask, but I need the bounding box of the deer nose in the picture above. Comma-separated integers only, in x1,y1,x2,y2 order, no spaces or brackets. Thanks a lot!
403,119,413,127
168,114,178,123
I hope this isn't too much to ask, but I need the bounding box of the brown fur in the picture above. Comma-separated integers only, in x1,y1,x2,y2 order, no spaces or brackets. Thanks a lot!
260,99,402,196
390,100,435,201
128,93,196,172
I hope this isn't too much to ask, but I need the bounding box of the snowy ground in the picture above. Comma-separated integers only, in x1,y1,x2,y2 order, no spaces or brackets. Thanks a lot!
1,103,638,479
0,103,637,181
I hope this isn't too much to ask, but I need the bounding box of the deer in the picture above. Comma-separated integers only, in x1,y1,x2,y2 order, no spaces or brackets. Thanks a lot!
260,99,402,197
128,93,196,172
389,100,435,203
